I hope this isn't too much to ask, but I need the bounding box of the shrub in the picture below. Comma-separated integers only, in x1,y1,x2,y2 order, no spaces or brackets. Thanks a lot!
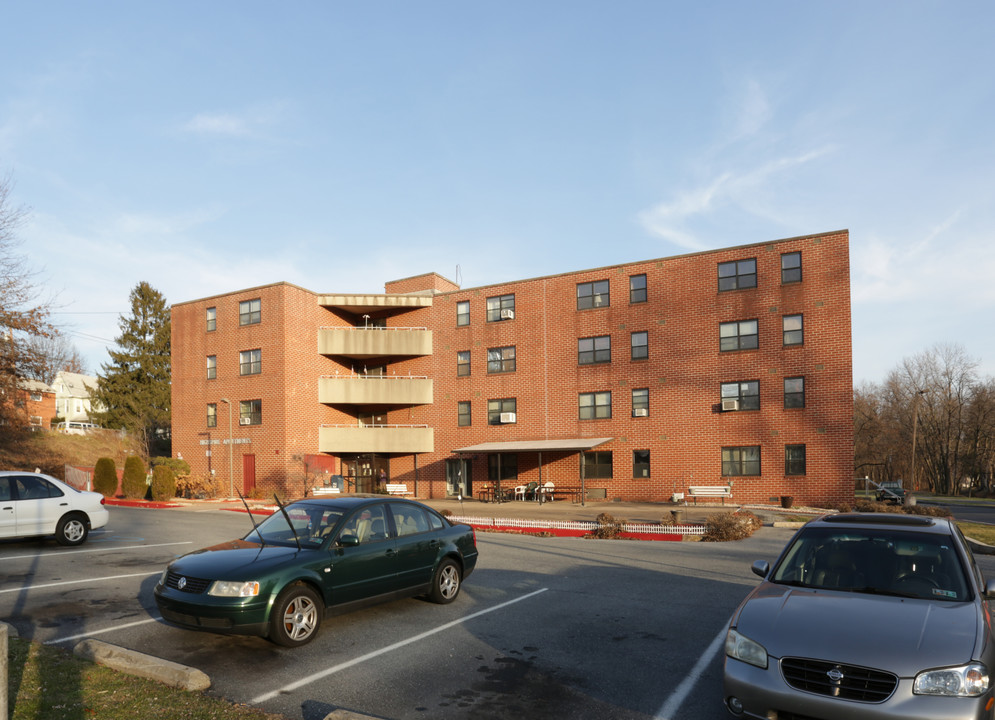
92,457,118,497
150,465,176,501
589,512,624,539
150,456,191,479
176,472,226,499
702,511,762,542
121,456,148,499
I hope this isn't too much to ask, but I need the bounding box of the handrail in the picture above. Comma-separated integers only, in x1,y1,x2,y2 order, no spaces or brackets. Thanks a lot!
320,423,429,429
319,374,429,380
318,325,428,332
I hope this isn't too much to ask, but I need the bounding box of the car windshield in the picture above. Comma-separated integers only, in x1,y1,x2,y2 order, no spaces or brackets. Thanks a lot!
771,526,971,602
245,505,344,549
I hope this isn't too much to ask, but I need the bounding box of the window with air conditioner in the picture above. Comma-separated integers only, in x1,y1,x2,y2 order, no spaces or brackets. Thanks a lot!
721,381,759,411
239,399,261,426
632,388,649,417
488,398,516,425
499,412,517,424
486,294,515,322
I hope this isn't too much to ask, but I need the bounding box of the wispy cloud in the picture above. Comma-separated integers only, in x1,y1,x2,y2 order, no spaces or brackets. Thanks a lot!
179,103,289,140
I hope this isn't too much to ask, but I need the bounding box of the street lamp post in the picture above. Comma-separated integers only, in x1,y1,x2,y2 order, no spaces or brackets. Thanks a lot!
220,398,233,498
908,389,927,505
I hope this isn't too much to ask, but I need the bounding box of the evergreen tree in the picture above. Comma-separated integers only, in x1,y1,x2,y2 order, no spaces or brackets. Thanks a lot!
93,282,171,458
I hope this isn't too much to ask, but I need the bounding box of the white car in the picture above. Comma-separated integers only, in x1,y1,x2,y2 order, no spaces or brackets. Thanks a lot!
0,472,109,545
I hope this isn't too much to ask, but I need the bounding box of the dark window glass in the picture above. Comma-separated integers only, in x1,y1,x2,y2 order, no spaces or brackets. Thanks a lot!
719,320,758,351
581,451,613,479
240,349,261,376
720,381,760,411
456,301,470,327
629,274,647,303
207,403,217,428
239,399,262,426
239,298,261,326
781,252,802,284
487,346,516,373
579,391,612,420
785,444,806,475
457,351,470,377
722,446,761,476
457,401,471,427
784,377,805,408
486,294,515,322
488,453,518,482
718,259,757,292
579,335,611,365
783,315,803,346
487,398,517,425
631,331,648,360
577,280,610,309
633,450,650,479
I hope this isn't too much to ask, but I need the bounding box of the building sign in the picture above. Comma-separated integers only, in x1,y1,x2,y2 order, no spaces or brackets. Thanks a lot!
199,438,251,445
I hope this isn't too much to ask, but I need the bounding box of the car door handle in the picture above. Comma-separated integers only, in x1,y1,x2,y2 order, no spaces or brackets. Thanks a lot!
385,548,397,558
429,539,441,548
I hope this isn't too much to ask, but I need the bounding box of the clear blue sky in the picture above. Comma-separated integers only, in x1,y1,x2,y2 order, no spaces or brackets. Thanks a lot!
4,2,994,385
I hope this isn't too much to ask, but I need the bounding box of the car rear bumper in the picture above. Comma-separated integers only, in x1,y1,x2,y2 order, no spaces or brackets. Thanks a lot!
154,587,270,637
724,656,994,720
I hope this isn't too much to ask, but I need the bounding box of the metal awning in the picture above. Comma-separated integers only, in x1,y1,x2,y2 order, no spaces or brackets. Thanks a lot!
452,438,613,454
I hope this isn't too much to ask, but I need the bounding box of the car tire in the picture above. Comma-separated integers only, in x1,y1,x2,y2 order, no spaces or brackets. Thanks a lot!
428,558,462,604
56,513,89,546
269,583,322,647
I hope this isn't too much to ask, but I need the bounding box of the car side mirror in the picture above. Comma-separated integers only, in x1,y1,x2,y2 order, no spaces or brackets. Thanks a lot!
985,579,995,599
751,560,770,579
337,534,360,547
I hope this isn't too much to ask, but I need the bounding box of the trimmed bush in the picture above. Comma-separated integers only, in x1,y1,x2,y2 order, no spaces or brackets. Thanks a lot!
150,465,176,501
150,456,191,479
121,456,148,499
702,511,762,542
93,458,118,497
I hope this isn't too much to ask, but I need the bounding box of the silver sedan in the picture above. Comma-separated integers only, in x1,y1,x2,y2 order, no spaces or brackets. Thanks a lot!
724,513,995,720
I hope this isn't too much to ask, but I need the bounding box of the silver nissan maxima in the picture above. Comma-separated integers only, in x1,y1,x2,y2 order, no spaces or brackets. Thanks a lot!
724,513,995,720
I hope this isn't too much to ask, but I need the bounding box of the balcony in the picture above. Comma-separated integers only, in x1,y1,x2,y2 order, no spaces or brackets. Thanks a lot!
318,327,432,359
318,424,434,454
318,375,433,406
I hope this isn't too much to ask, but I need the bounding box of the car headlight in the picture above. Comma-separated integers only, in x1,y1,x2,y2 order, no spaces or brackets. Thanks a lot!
207,580,261,597
914,663,990,697
725,628,768,669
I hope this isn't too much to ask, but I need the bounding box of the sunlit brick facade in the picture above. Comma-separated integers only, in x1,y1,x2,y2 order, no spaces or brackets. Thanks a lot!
171,230,853,506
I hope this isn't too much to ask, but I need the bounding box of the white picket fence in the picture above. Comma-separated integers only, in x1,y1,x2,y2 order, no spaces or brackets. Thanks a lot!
448,515,706,536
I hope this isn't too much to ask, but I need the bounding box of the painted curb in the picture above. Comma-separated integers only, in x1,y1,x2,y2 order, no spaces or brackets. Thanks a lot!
73,638,211,691
322,711,385,720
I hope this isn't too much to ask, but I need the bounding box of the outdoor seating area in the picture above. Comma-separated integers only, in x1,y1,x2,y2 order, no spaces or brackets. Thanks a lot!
477,481,585,503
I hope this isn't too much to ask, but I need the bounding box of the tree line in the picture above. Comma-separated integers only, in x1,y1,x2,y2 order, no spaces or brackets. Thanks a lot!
855,343,995,496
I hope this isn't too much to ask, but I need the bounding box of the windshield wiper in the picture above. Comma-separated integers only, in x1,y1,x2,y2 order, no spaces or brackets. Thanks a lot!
237,490,264,547
273,494,302,551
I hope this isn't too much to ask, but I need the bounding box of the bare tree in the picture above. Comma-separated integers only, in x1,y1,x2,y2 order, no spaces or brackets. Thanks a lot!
24,331,89,384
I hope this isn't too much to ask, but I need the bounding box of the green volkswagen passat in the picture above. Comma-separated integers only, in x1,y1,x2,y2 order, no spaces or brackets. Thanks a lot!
154,495,478,647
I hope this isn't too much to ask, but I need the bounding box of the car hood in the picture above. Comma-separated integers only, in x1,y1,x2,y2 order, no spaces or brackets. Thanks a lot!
170,539,321,580
736,583,984,676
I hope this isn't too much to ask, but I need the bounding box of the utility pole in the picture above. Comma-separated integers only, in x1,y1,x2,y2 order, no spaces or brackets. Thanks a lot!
220,398,233,498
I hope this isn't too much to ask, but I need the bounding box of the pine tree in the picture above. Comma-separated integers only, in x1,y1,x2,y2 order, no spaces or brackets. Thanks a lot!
92,282,171,458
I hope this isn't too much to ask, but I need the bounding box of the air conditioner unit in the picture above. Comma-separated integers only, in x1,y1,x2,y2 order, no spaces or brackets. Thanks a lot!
500,309,515,320
721,399,739,412
633,408,648,417
499,412,517,424
239,417,251,425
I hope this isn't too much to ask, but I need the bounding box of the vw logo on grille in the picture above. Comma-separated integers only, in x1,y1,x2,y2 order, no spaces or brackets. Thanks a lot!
177,576,187,590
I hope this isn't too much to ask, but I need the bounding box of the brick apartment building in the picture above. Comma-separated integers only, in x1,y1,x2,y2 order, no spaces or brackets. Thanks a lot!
170,230,853,506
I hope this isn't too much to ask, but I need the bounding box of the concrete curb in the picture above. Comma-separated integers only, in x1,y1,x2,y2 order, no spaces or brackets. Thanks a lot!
73,639,211,691
1,622,19,638
322,710,386,720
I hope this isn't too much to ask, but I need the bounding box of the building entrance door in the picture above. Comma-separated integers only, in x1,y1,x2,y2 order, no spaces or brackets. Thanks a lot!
445,458,472,498
243,453,255,496
346,453,388,494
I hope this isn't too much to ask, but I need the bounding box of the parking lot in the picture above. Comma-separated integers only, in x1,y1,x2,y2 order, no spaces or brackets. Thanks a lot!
6,505,987,719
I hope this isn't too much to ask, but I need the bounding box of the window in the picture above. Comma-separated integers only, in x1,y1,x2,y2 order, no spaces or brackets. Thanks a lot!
633,450,650,478
457,351,471,377
207,355,217,380
631,331,648,360
783,314,803,346
722,446,761,476
784,377,806,409
577,280,610,309
785,444,807,475
239,349,261,376
720,320,758,351
578,335,611,365
579,391,612,420
206,307,216,332
486,294,515,322
488,453,518,483
30,392,42,402
581,451,613,479
456,301,470,327
457,401,471,427
629,274,647,303
632,388,649,417
207,403,217,428
487,346,516,373
718,258,757,291
720,381,760,411
239,399,262,426
239,298,261,326
488,398,516,425
781,252,802,284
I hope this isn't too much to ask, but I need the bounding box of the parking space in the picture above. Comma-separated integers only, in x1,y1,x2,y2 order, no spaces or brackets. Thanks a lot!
0,505,799,719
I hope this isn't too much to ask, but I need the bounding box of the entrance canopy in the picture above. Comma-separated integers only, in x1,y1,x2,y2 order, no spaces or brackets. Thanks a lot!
452,438,613,454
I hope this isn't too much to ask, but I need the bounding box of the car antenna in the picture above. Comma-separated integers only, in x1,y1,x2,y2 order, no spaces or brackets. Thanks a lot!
236,489,264,547
273,494,302,551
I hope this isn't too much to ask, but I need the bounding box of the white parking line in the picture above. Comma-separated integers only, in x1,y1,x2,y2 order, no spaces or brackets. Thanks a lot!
252,587,550,704
45,617,162,645
654,626,727,720
1,541,192,562
0,572,158,594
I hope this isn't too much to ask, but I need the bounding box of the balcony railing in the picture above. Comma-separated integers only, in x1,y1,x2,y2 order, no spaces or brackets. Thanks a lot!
318,423,434,454
318,326,432,358
318,374,433,405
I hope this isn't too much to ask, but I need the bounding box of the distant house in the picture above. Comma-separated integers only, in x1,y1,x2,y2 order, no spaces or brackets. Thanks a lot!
18,379,57,430
52,371,101,425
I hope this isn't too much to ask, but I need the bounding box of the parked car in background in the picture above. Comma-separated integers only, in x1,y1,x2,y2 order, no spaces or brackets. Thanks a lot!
875,480,907,503
0,471,109,545
154,495,479,647
724,513,995,720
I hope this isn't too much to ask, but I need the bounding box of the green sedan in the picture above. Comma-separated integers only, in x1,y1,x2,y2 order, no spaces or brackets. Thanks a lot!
154,495,478,647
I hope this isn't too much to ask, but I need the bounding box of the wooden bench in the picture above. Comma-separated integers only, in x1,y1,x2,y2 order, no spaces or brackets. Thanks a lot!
687,486,733,504
386,483,413,497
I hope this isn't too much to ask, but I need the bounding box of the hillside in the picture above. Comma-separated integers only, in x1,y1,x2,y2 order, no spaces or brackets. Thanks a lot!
0,428,142,479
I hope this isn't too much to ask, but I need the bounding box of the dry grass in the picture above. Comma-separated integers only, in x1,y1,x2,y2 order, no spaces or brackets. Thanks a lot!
0,429,141,480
